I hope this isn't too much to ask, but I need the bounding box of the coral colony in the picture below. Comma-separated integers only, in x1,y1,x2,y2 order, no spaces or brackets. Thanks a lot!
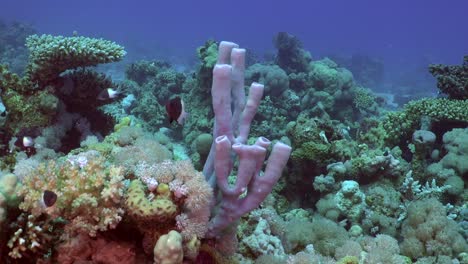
0,24,467,264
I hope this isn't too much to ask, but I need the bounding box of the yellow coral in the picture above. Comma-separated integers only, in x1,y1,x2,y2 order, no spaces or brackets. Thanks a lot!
337,256,359,264
125,179,178,223
114,116,132,132
157,183,171,197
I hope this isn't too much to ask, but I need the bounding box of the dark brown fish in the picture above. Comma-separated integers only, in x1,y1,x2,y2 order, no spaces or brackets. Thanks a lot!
165,97,188,125
43,190,57,207
13,136,36,157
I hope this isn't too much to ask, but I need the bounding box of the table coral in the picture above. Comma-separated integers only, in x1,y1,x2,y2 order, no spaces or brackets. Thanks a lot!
26,34,126,85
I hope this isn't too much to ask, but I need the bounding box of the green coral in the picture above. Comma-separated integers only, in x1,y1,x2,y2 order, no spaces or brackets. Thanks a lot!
337,256,359,264
245,63,289,96
196,40,218,93
374,98,468,146
428,55,467,100
0,64,31,93
291,141,332,167
26,34,126,85
286,114,322,146
2,86,57,133
114,116,132,132
0,173,20,208
1,33,126,134
308,58,354,94
352,87,376,111
197,40,218,68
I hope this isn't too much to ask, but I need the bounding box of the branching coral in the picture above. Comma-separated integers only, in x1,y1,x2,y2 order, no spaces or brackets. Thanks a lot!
366,98,468,147
26,34,126,85
17,150,125,237
352,87,376,111
196,40,218,92
428,55,467,100
7,213,58,259
0,65,57,133
1,33,126,135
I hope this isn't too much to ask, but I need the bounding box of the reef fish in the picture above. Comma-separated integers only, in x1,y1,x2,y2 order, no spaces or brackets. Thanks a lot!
97,88,122,101
14,135,37,157
42,190,57,207
165,97,188,125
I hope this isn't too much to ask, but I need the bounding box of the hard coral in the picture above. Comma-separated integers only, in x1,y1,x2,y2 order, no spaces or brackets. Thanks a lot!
26,34,126,85
18,150,125,237
381,98,468,146
0,65,57,133
125,179,178,225
429,55,468,100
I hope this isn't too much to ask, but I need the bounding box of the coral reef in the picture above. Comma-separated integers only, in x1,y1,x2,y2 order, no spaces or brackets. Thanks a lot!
429,55,467,100
1,28,467,264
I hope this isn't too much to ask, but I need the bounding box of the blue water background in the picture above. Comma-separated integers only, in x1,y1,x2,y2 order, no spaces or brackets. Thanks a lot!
1,0,467,92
